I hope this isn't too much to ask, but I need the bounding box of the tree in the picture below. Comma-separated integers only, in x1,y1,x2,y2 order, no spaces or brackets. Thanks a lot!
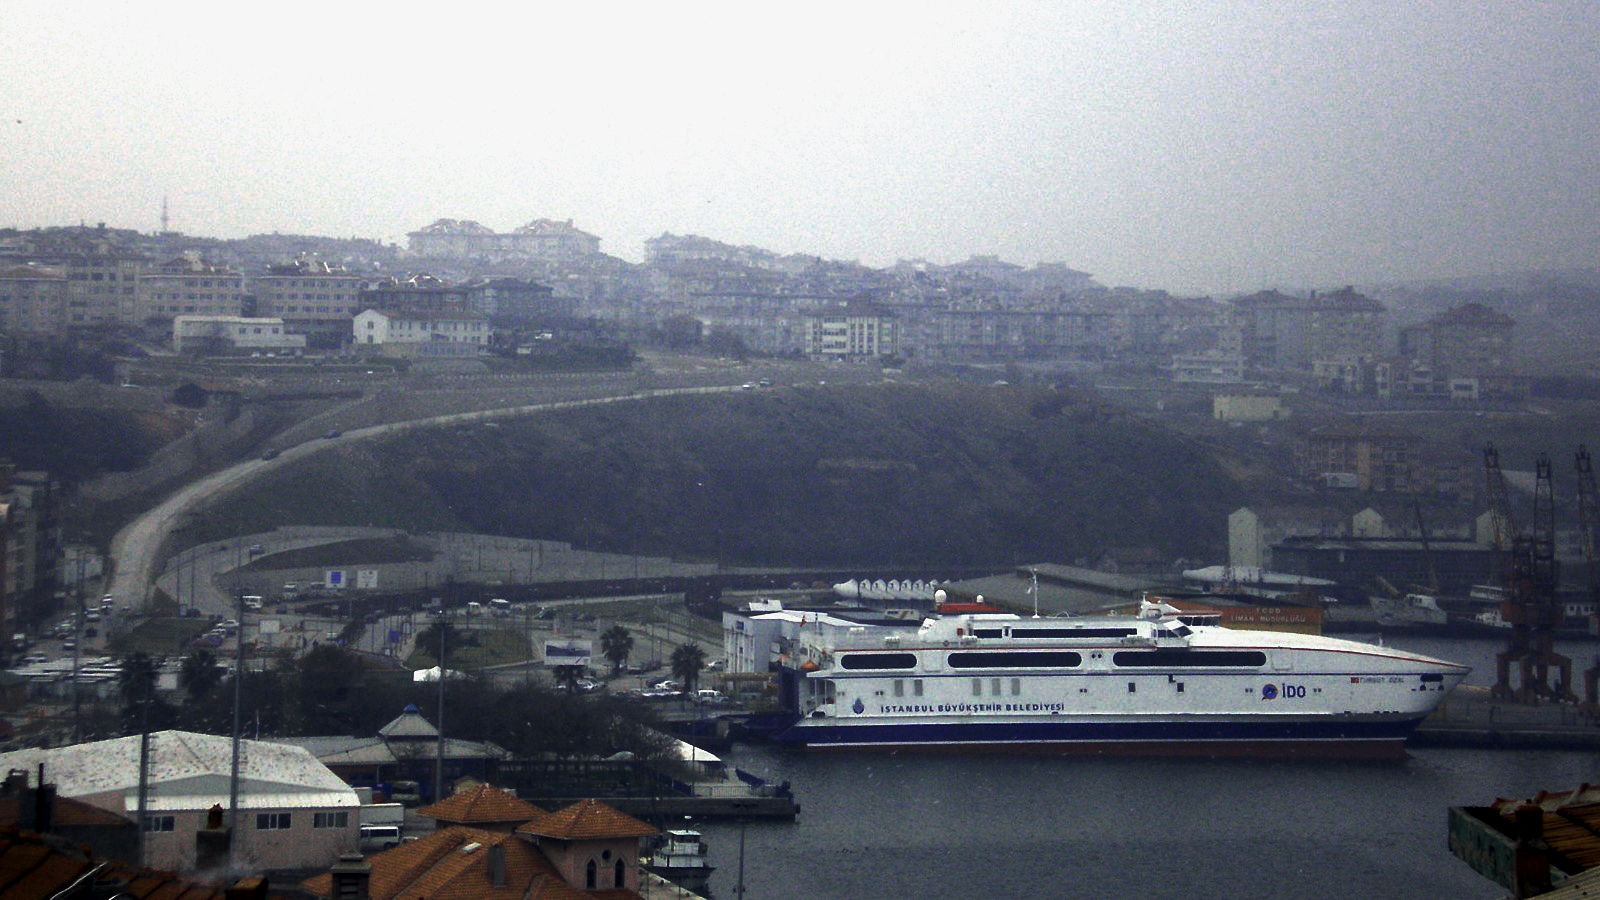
670,643,706,694
599,625,633,677
180,649,222,702
414,621,465,667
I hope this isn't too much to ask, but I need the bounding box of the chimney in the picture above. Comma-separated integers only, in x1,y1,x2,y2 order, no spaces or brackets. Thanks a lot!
488,844,506,889
330,852,371,900
195,804,231,873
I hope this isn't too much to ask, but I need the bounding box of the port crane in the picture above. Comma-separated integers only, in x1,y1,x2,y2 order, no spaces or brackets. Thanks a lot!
1575,446,1600,709
1482,444,1573,703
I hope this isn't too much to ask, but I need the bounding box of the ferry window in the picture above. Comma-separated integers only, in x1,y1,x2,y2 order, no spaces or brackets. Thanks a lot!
972,628,1004,638
1011,627,1135,639
972,679,982,696
1128,682,1137,693
1176,683,1185,693
840,652,918,670
990,678,1002,695
1010,678,1020,695
1112,650,1267,668
893,680,904,697
948,651,1081,669
913,679,924,697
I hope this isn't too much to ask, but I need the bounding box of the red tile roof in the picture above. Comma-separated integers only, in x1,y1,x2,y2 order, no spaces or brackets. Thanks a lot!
416,784,545,825
516,799,657,841
0,793,134,828
0,826,225,900
300,824,641,900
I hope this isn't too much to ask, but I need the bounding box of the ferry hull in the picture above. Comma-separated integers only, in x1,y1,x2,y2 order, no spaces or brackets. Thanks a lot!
778,715,1429,759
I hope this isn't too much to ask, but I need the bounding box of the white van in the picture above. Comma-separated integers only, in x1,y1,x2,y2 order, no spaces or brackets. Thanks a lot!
359,824,402,851
488,598,511,617
466,601,483,616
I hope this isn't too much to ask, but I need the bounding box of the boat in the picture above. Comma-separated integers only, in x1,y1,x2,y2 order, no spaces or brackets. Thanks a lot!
1369,592,1450,632
643,829,715,890
770,595,1469,759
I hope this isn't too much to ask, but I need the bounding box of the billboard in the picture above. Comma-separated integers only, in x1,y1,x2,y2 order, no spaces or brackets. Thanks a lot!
325,570,345,589
544,640,593,669
357,569,378,589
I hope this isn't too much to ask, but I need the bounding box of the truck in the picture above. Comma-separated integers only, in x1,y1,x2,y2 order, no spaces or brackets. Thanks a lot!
360,802,406,828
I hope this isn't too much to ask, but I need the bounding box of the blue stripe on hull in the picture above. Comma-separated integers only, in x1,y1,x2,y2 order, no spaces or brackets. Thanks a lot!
777,716,1425,752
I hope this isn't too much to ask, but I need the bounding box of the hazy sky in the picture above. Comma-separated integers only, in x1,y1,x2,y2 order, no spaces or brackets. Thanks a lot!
4,2,1597,294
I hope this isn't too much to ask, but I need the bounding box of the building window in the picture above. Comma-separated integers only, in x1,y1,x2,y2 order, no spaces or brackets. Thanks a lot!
256,812,292,830
615,859,626,888
586,859,598,889
314,811,348,828
144,815,175,832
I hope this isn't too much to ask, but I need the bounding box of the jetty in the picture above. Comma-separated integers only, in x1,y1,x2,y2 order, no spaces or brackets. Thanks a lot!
1411,684,1600,750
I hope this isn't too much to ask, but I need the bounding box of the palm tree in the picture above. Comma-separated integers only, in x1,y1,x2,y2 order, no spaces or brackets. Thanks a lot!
599,625,634,677
180,649,222,702
670,643,707,694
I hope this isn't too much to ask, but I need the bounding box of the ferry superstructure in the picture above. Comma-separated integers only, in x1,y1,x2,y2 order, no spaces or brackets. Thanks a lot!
772,600,1469,758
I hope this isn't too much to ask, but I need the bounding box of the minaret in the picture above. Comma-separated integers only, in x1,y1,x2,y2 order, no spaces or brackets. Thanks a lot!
161,196,169,233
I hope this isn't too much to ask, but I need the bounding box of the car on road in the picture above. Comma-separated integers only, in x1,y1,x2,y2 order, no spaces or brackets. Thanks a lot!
323,429,342,439
260,448,280,460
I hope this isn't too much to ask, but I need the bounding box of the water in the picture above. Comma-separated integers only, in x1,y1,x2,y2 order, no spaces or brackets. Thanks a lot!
684,637,1600,900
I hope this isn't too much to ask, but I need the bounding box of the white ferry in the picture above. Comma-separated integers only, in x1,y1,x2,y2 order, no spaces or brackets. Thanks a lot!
772,597,1469,758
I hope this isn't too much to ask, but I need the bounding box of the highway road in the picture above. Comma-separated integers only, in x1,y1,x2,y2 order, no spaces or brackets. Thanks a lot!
104,384,748,614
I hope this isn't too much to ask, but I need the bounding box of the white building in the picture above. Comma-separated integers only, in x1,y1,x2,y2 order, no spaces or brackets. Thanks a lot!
352,308,491,358
0,730,359,873
173,315,308,354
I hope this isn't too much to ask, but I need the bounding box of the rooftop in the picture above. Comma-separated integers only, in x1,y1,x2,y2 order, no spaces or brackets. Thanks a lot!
417,784,544,825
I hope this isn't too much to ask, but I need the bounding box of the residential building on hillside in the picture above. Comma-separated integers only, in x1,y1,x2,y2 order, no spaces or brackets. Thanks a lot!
460,276,564,325
0,264,68,334
251,259,364,348
0,730,360,873
802,299,898,360
135,255,246,336
1227,287,1384,372
172,316,307,355
361,273,468,314
0,462,60,637
1293,422,1417,492
1399,302,1515,380
1173,351,1246,384
65,250,144,328
407,218,601,261
352,308,491,358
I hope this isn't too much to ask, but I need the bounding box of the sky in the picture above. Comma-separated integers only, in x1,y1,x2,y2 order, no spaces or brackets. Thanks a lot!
3,2,1598,295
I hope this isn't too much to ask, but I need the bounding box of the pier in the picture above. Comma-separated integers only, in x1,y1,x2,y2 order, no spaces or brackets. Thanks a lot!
1411,684,1600,750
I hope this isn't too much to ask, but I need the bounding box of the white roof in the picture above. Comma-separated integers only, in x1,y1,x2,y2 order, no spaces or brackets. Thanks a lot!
0,730,358,810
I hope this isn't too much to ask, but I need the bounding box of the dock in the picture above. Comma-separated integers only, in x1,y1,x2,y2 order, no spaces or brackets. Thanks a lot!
1410,684,1600,750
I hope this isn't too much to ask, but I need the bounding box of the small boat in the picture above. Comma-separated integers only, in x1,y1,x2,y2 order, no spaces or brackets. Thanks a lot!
644,829,715,890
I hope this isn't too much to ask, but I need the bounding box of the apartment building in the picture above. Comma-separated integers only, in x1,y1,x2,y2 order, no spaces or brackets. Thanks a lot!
801,299,898,361
252,259,364,348
0,264,69,334
135,255,247,336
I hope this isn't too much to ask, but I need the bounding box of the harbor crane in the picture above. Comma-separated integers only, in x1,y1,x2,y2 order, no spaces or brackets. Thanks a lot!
1575,447,1600,709
1482,444,1573,703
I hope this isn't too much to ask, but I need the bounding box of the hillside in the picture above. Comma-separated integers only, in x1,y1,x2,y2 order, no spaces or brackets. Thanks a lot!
202,383,1249,568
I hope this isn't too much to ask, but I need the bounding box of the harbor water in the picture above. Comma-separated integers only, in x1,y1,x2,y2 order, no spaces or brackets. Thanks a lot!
688,636,1600,900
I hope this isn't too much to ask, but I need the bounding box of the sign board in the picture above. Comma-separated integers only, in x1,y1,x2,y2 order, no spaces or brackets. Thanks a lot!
259,619,281,635
357,569,378,589
544,640,593,669
325,570,345,589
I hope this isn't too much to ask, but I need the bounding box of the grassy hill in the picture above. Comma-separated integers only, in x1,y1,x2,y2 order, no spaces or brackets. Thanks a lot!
203,383,1247,568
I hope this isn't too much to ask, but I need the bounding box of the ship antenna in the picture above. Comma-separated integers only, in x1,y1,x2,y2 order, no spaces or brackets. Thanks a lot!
1030,569,1040,618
